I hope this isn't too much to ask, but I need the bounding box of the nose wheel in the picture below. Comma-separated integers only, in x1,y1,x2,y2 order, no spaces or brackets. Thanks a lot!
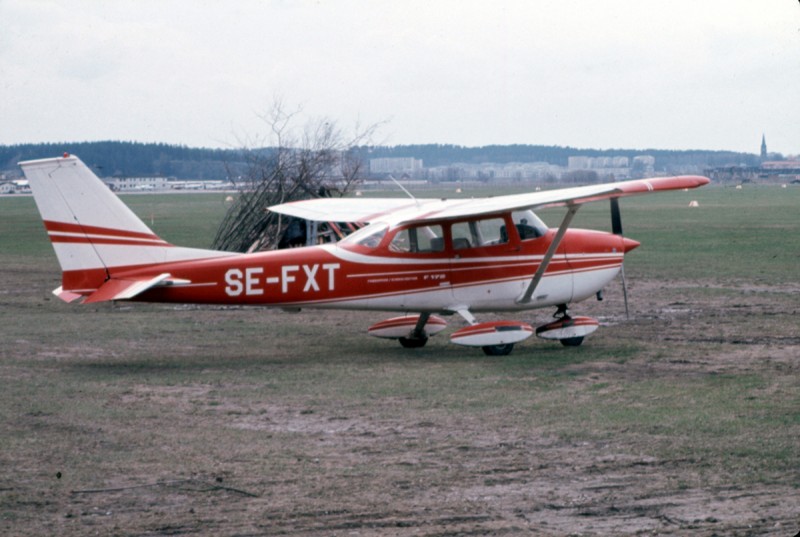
399,335,428,348
559,336,584,347
481,343,515,356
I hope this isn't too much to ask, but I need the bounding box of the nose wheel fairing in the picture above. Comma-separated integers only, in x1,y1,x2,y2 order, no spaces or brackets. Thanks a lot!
534,305,599,347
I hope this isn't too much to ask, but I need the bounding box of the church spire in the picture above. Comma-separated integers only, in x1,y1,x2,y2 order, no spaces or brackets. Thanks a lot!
760,134,767,162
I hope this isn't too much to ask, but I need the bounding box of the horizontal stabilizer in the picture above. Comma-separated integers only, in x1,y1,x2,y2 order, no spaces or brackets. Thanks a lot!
52,286,85,303
83,273,189,304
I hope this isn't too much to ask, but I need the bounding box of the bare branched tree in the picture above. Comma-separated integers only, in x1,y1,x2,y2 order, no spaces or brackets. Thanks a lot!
212,100,380,252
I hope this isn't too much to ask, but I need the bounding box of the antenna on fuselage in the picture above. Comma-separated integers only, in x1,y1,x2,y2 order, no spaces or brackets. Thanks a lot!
388,174,420,206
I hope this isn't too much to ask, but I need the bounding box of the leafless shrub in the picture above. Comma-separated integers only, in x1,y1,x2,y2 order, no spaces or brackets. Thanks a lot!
212,100,380,252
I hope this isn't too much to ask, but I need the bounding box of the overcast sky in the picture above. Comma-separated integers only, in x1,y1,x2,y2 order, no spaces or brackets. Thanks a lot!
1,0,798,154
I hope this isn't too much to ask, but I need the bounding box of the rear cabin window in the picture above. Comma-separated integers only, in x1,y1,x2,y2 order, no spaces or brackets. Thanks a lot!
389,224,444,253
451,218,508,250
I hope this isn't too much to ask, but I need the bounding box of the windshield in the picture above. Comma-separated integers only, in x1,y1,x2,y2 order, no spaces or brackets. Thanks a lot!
341,222,388,249
511,210,548,239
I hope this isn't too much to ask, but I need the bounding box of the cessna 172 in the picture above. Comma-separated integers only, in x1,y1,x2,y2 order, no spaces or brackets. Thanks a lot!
20,154,709,355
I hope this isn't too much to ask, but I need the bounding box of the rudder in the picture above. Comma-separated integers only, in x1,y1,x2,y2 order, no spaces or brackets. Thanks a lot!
19,154,229,300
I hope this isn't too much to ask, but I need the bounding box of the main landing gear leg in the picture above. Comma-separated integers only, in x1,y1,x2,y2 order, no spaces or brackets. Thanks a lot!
399,313,430,348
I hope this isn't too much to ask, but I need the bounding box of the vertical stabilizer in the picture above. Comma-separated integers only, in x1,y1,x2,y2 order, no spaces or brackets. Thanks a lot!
19,154,231,298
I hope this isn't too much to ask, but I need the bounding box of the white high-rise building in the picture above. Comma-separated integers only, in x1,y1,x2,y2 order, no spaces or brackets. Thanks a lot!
369,157,423,174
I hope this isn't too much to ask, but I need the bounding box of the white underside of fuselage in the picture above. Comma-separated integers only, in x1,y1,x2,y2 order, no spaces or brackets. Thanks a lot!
307,264,621,314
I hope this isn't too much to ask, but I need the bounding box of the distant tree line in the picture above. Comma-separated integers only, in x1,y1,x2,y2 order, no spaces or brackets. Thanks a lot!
0,141,248,180
1,140,763,179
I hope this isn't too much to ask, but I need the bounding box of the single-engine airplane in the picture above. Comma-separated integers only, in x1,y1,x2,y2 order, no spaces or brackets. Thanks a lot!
20,154,709,355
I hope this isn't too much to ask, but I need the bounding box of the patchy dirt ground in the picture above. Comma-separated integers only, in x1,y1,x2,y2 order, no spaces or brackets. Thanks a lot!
1,276,798,536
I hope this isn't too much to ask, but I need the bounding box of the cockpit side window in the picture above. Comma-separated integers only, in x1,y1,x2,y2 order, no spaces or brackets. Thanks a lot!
475,217,508,245
389,224,444,253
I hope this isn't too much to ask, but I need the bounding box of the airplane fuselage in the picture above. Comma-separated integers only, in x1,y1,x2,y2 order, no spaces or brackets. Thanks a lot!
127,227,629,314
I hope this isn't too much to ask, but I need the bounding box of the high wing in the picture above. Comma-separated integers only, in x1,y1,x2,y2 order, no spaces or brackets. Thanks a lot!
268,176,710,225
268,198,425,224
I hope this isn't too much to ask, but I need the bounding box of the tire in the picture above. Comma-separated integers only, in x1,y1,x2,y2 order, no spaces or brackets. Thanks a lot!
399,336,428,348
481,343,515,356
560,336,584,347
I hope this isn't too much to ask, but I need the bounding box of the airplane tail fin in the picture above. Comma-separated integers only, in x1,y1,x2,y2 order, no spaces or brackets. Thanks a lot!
19,154,229,301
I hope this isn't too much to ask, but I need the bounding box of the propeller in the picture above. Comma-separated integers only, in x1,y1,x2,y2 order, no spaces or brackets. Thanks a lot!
610,197,630,319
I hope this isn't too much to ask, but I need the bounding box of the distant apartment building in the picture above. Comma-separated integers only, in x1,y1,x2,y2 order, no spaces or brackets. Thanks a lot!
490,162,563,180
104,176,169,191
568,155,632,179
426,161,563,181
568,156,630,169
369,157,424,175
631,155,655,177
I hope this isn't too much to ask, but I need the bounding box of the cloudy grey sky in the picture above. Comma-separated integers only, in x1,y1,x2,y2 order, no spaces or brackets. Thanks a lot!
1,0,798,154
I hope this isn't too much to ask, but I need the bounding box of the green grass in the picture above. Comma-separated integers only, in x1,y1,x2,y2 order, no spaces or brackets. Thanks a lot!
538,185,800,284
1,185,799,534
5,185,796,284
540,372,798,482
0,193,229,255
121,193,231,248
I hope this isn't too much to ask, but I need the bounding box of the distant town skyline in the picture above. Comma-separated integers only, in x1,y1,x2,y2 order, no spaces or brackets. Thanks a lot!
1,1,798,154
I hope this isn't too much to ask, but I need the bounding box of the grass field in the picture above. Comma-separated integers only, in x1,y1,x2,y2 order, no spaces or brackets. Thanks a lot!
1,185,798,536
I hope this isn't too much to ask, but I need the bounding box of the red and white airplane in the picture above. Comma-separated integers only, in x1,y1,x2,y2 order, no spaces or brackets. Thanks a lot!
20,154,709,355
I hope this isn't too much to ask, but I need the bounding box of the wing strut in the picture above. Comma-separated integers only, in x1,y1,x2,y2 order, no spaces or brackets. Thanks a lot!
411,312,431,338
516,204,581,305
